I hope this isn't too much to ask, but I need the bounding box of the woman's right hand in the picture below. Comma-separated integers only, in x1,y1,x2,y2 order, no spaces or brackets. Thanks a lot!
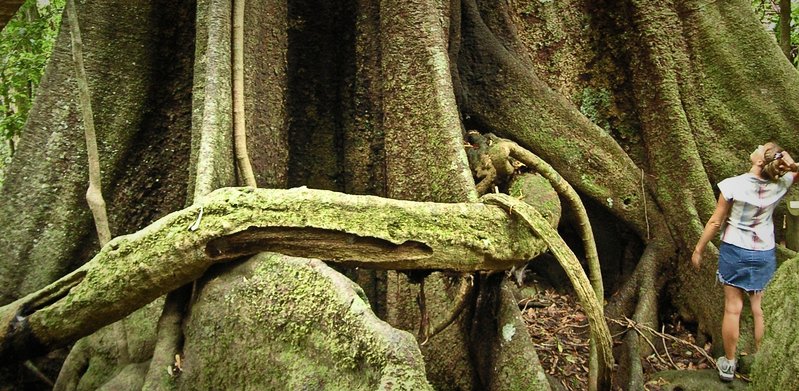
779,151,798,172
691,248,702,270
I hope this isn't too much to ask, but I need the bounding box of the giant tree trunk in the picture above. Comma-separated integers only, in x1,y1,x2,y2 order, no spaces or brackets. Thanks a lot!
2,0,799,390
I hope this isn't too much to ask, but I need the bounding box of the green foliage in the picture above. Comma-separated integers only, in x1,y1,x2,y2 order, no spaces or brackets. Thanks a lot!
793,2,799,62
0,0,63,187
751,0,799,66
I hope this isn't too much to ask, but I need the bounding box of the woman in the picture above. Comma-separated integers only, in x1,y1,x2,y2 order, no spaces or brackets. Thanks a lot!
692,142,798,382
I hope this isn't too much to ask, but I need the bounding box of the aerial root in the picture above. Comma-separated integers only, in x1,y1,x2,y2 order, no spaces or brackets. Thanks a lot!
419,274,475,345
481,193,613,391
52,339,90,391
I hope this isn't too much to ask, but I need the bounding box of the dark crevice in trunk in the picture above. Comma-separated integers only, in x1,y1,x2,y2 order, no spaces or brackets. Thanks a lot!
559,194,643,297
286,0,356,191
284,0,388,317
468,272,502,387
582,0,646,165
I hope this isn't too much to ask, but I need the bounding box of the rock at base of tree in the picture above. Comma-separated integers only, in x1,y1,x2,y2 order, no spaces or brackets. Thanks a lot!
647,369,749,390
178,252,431,390
751,256,799,390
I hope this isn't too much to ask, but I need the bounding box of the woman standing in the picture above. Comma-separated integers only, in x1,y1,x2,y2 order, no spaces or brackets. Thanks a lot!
692,142,798,382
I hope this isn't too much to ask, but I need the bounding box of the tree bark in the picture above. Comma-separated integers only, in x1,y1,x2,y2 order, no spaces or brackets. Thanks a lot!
4,0,799,389
751,255,799,390
190,0,235,200
0,0,23,31
0,0,194,307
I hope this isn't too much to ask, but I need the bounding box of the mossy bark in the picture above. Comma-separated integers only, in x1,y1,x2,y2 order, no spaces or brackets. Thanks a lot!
344,0,386,197
647,369,749,390
378,1,484,388
242,0,290,188
381,0,476,204
0,1,194,386
189,0,235,199
620,0,799,355
0,0,193,306
178,253,432,390
284,0,354,190
52,299,163,391
750,256,799,390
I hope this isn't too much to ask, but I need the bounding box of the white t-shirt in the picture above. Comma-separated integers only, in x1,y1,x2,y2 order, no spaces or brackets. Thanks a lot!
718,173,794,250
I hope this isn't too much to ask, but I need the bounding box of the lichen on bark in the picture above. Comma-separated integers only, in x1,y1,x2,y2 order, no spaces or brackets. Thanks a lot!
179,252,432,390
750,256,799,390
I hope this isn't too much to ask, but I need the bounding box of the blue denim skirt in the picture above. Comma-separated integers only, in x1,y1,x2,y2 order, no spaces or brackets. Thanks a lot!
717,242,776,292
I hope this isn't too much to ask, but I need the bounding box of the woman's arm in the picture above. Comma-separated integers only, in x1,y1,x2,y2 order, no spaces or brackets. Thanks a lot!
691,194,732,269
779,151,799,182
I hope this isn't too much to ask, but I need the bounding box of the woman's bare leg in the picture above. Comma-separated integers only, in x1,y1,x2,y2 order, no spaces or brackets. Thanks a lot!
749,290,765,351
722,285,745,360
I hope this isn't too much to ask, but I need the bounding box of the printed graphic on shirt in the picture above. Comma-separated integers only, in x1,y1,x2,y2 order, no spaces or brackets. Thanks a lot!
718,173,793,250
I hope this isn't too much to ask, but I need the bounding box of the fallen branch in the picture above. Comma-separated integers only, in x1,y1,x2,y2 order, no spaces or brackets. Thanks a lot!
0,187,548,362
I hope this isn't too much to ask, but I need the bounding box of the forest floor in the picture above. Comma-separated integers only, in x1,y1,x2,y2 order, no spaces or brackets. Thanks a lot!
521,289,723,391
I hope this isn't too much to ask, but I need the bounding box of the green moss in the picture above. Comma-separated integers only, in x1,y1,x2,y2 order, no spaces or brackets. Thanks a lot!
508,173,561,228
59,299,162,389
578,87,612,130
751,257,799,390
179,253,432,390
647,369,749,390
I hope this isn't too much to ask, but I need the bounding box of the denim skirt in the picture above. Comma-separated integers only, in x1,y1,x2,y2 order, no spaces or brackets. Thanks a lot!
717,242,776,292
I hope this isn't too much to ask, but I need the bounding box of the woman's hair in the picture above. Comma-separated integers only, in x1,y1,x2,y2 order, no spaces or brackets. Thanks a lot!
761,142,785,181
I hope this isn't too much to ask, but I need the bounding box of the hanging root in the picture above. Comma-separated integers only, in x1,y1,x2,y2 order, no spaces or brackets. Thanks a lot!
466,133,603,299
482,193,613,391
420,274,475,345
232,0,257,187
142,284,192,390
416,278,430,344
469,135,609,389
488,135,604,300
67,0,130,365
52,339,90,390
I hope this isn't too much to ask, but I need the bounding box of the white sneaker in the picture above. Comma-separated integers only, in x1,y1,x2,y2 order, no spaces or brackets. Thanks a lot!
716,356,736,382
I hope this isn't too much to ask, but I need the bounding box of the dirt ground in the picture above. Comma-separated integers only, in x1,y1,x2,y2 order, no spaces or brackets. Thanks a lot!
521,288,722,391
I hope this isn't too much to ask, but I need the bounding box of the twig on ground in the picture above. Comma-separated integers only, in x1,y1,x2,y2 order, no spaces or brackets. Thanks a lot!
662,325,677,369
608,317,715,369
